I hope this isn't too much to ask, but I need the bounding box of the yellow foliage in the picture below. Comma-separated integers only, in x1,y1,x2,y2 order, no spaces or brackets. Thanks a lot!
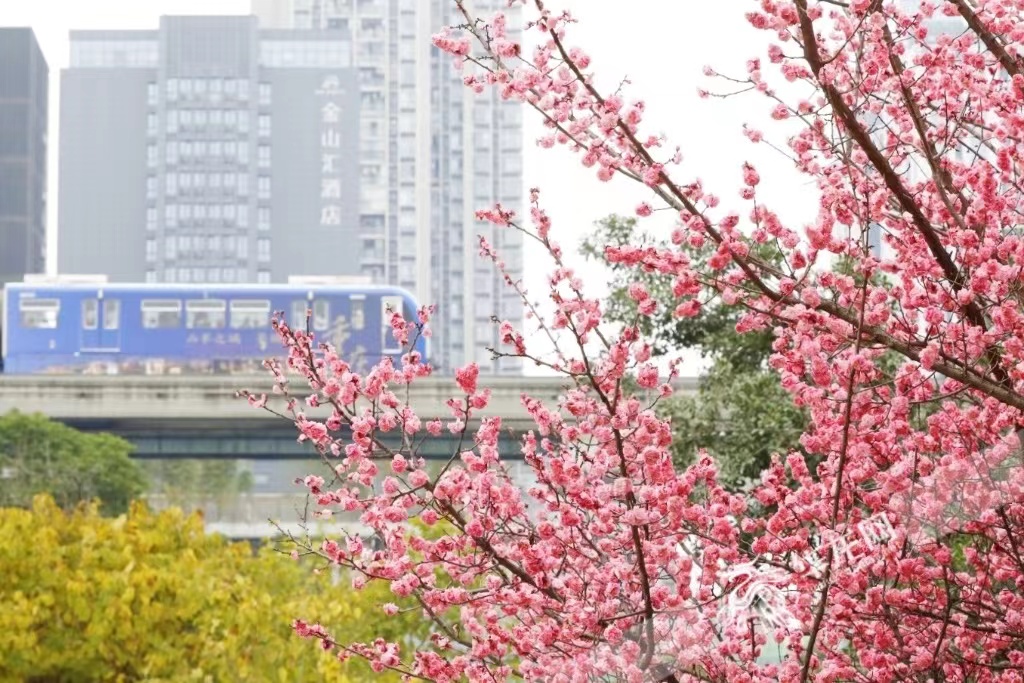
0,495,431,682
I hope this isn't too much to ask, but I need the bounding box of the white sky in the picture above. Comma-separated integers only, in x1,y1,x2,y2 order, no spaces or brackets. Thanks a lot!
2,0,812,375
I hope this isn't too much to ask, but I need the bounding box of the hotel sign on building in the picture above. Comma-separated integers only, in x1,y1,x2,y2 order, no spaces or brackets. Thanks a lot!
317,75,344,228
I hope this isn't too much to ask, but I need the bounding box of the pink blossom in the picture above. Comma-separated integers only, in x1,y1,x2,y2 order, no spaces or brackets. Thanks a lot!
455,363,479,395
251,3,1024,679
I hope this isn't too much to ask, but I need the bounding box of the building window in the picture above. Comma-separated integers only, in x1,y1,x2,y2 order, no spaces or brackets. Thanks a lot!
164,269,176,283
222,267,235,283
165,204,178,227
236,235,249,259
166,79,178,101
147,144,158,167
147,113,157,135
146,207,157,231
192,268,205,283
165,235,177,259
238,143,249,164
257,176,270,199
178,268,190,283
165,174,177,196
258,114,271,137
258,145,270,168
146,176,157,200
257,238,270,262
207,268,220,283
237,204,249,227
257,270,271,284
238,174,249,196
209,235,222,253
258,207,270,231
186,300,226,329
146,238,156,262
146,270,157,283
238,79,249,100
230,300,271,329
180,79,192,98
259,82,271,105
166,141,178,165
238,110,250,134
147,82,158,106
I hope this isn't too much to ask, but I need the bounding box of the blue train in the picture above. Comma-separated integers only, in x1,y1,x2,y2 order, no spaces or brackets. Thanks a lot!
1,281,427,375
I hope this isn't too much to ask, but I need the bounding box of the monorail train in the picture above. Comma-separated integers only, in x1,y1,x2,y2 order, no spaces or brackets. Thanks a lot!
1,281,427,375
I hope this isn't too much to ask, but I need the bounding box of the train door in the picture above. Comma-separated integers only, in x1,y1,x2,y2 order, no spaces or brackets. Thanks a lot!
80,296,121,352
381,294,403,354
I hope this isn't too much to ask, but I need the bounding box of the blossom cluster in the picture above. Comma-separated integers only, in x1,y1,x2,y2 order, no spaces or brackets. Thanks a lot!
244,0,1024,680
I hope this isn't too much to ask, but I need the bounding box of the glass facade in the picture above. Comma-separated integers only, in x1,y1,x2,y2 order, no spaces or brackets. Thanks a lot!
63,18,358,287
0,28,47,286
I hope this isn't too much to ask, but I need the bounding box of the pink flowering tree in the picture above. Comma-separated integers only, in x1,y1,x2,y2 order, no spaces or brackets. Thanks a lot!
244,0,1024,680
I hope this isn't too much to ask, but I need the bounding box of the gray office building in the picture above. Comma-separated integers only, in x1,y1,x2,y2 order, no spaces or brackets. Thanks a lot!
254,0,525,375
0,28,48,286
58,17,360,285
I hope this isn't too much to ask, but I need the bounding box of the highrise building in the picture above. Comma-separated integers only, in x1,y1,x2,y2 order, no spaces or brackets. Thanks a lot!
58,16,361,285
253,0,525,375
0,28,48,286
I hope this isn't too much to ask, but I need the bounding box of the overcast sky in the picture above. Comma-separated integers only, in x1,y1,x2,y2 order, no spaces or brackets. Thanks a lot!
2,0,812,373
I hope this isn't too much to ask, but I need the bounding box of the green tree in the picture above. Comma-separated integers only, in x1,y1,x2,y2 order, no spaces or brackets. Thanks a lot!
581,215,806,488
0,494,432,682
0,411,146,515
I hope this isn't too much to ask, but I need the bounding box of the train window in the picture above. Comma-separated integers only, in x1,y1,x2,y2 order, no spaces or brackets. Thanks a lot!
230,300,271,329
103,300,120,330
141,300,182,329
381,295,403,350
350,296,365,330
291,300,307,330
82,300,98,330
313,300,330,331
19,299,60,329
185,299,226,329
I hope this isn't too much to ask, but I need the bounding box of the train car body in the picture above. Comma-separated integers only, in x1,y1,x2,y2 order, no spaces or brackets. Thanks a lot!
1,282,425,375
